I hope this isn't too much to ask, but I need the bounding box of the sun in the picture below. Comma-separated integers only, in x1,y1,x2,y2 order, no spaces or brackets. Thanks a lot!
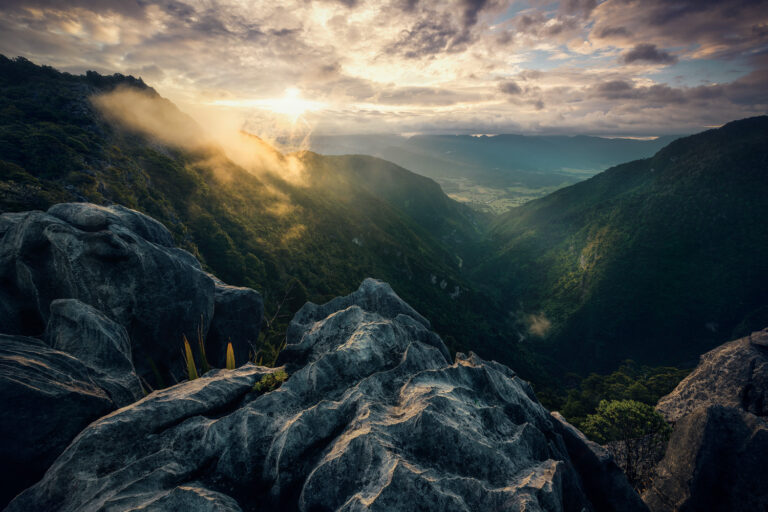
211,87,325,122
256,87,324,121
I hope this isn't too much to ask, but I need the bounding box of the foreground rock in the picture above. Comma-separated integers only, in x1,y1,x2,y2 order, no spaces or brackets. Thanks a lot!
551,412,649,512
0,203,264,505
8,279,643,512
0,334,114,506
0,202,263,383
656,328,768,422
45,298,143,406
644,328,768,511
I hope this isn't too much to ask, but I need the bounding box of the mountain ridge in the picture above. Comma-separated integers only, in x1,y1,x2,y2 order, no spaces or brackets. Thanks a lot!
476,115,768,373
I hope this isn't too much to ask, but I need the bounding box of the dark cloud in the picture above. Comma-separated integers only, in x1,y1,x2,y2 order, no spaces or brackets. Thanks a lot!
558,0,597,18
385,0,497,58
592,0,768,59
499,81,522,94
515,11,579,37
594,80,635,99
594,26,630,38
588,77,766,108
386,15,462,58
462,0,491,28
622,43,677,64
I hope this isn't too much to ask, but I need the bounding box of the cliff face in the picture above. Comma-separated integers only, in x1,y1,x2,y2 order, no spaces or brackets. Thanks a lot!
1,203,644,511
644,329,768,511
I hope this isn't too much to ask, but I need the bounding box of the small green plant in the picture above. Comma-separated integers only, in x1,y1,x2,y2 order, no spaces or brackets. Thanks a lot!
183,335,199,381
253,369,288,393
226,342,236,370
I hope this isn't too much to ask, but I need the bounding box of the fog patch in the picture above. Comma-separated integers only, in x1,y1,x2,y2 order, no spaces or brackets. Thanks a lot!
527,312,552,338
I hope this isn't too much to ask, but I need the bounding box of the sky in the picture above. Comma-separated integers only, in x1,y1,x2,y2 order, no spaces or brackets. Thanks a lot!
1,0,767,138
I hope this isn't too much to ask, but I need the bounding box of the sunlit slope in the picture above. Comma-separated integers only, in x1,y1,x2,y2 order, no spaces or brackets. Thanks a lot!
0,56,535,374
475,116,768,372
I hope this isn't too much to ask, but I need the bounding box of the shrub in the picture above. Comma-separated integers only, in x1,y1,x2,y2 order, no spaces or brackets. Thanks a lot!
582,399,671,491
253,369,288,393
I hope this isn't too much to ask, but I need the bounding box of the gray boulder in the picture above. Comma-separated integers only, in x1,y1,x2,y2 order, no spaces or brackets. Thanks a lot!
47,202,175,247
0,203,262,384
656,328,768,422
643,405,768,512
207,279,263,368
8,279,640,512
45,298,143,406
551,412,649,512
643,328,768,511
0,334,114,506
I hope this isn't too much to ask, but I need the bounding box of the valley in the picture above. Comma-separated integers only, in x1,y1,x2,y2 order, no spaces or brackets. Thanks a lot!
1,54,767,512
2,56,767,391
2,0,768,507
308,133,679,213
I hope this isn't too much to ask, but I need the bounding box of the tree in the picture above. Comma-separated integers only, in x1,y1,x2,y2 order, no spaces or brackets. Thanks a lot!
582,399,671,491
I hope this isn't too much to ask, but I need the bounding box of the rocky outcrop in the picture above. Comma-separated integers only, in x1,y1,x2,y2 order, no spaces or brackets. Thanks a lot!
0,203,264,505
643,406,768,512
551,412,649,512
7,279,643,512
0,204,212,381
644,328,768,511
0,334,115,506
656,328,768,422
45,298,143,406
0,203,263,382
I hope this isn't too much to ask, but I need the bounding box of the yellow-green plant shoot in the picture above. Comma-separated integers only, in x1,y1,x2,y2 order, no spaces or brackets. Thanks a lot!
226,342,236,370
183,335,198,381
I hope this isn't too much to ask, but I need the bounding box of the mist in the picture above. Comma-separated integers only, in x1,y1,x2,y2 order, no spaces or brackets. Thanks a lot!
91,87,308,186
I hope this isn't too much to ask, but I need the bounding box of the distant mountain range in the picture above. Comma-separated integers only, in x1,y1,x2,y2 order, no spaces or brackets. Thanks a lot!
308,132,680,212
1,55,766,386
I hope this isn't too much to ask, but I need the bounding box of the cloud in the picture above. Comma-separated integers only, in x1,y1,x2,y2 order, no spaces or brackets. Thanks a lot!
558,0,597,18
0,0,765,137
590,0,768,59
621,43,677,64
499,81,522,94
387,15,463,58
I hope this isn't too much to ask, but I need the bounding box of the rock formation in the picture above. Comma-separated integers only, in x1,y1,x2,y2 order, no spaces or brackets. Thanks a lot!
7,278,644,512
0,334,115,506
0,202,263,383
644,328,768,511
0,203,263,506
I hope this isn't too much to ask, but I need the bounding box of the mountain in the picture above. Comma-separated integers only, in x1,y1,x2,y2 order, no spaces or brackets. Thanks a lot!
3,55,766,387
0,55,535,376
309,133,679,213
474,116,768,373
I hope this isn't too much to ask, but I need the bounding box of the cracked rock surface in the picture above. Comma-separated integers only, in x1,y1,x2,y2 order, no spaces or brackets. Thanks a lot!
0,203,263,506
8,279,641,511
644,328,768,512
